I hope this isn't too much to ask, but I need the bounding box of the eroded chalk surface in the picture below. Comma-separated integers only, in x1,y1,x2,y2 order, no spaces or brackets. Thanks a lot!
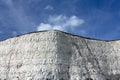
0,30,120,80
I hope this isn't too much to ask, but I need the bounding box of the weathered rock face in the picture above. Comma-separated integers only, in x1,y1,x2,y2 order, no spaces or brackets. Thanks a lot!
0,30,120,80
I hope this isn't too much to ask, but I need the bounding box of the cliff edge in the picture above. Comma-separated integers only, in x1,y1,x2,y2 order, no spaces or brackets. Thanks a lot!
0,30,120,80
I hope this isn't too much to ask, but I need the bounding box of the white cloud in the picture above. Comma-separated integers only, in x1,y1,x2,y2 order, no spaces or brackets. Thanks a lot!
37,15,84,32
66,16,84,27
37,23,52,30
44,5,54,10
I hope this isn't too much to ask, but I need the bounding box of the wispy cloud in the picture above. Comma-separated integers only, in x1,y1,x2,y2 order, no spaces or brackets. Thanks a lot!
44,5,54,10
2,0,13,5
1,0,35,32
37,15,84,32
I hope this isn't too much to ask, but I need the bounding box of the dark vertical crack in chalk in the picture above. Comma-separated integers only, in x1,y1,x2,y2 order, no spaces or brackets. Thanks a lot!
83,39,104,76
72,40,91,79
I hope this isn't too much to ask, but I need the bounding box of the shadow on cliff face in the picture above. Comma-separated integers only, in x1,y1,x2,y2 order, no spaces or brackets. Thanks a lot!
54,31,97,80
71,38,120,80
54,31,73,80
55,31,101,80
70,38,107,80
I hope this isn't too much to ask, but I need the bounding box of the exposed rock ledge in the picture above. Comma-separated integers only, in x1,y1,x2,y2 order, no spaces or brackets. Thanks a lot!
0,30,120,80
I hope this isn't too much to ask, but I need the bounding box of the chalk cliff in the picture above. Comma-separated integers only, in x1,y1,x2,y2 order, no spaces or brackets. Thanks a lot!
0,30,120,80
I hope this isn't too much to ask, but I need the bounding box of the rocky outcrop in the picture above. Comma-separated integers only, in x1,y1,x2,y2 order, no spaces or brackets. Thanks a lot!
0,30,119,80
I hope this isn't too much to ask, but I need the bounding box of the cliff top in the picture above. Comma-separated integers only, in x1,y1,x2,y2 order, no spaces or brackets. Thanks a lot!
0,30,120,42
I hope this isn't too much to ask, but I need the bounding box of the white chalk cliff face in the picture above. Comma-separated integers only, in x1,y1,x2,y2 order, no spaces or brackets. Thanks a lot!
0,30,120,80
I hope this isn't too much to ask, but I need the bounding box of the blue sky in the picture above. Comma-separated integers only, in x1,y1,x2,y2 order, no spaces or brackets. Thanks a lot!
0,0,120,40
